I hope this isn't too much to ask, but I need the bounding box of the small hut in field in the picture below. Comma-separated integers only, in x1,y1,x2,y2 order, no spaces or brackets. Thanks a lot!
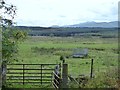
72,48,88,58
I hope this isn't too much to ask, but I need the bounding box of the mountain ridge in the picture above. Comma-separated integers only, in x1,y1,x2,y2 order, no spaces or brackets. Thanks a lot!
62,21,118,28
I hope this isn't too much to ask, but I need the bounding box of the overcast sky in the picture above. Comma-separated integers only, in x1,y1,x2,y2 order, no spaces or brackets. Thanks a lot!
6,0,119,27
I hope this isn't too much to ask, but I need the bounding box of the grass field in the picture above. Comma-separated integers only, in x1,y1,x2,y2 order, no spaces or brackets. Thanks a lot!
15,36,118,76
6,35,118,88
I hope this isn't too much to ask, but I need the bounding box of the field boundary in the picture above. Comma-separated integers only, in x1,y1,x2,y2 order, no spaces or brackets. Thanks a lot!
6,64,59,85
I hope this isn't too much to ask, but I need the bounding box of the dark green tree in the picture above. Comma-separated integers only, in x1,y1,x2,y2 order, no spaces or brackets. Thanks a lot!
0,0,27,88
0,0,27,64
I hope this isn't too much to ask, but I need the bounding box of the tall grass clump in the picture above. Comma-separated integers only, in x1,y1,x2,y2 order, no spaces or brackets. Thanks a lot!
84,67,119,88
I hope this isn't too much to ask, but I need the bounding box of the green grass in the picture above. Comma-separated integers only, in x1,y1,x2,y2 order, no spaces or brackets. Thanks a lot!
16,36,118,73
7,36,118,88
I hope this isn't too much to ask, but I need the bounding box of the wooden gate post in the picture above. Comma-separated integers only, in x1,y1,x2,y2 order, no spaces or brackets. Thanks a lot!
1,63,7,88
0,29,2,90
90,59,94,78
62,64,68,88
0,64,2,90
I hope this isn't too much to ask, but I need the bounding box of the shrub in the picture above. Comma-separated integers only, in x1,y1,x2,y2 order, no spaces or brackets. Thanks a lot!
84,67,118,88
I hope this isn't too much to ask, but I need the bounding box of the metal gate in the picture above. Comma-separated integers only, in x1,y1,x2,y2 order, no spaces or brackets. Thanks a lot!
6,64,61,86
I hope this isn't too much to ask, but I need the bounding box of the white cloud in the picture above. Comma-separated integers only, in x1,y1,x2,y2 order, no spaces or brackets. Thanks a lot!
6,0,119,26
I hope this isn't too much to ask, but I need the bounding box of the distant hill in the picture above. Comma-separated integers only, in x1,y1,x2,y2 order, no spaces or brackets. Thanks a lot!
15,26,52,30
63,21,118,28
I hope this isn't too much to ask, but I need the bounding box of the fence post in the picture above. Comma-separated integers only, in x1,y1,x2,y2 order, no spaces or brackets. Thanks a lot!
61,64,68,88
0,30,2,90
2,63,7,87
0,66,1,89
90,59,94,78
